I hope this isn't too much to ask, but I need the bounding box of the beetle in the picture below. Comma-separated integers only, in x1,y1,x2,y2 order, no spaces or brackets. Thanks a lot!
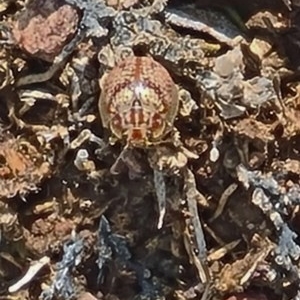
99,56,179,147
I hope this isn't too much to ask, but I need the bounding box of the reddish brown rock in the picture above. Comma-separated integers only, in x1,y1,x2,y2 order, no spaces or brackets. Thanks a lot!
12,0,79,62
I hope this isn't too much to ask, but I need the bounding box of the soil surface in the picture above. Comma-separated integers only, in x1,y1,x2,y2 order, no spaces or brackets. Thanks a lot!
0,1,300,300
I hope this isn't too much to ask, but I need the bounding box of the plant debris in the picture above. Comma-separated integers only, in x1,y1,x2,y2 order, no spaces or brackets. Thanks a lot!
1,0,300,299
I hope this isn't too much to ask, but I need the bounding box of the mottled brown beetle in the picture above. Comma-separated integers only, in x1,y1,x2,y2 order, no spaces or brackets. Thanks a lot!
99,56,179,147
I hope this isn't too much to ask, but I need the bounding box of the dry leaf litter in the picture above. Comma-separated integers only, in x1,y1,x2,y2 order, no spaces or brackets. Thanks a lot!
0,0,300,299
